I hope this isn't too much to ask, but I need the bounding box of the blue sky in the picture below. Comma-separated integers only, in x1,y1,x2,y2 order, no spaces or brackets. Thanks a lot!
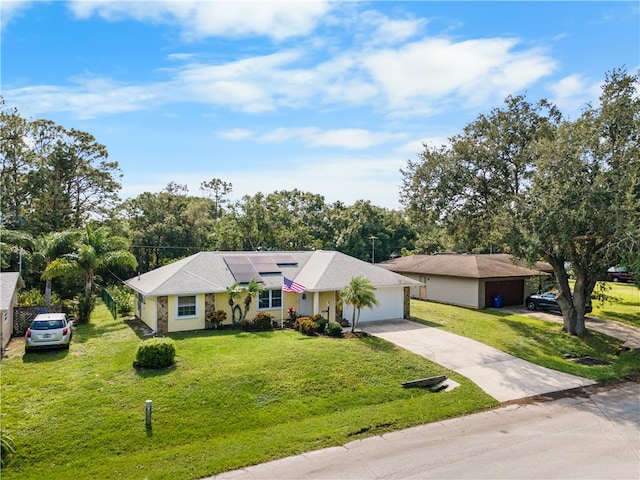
2,1,639,209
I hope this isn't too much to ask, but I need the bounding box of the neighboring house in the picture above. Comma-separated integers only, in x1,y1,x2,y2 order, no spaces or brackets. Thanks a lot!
380,253,551,309
1,272,24,351
125,250,421,335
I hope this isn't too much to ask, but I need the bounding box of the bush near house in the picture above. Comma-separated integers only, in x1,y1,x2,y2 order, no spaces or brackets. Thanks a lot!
296,317,318,335
240,312,273,331
135,337,176,369
325,320,343,338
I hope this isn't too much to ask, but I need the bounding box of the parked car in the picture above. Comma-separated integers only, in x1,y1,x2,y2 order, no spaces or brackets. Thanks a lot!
525,291,592,314
25,313,73,352
606,267,635,283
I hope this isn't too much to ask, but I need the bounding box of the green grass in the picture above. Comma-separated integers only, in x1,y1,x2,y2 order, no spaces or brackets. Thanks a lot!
410,300,640,382
590,281,640,328
1,303,495,480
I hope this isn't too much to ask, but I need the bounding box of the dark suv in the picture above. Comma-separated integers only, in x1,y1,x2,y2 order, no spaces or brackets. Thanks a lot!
607,267,635,283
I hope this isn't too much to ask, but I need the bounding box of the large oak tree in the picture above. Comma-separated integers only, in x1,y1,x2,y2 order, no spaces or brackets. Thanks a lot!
401,68,639,336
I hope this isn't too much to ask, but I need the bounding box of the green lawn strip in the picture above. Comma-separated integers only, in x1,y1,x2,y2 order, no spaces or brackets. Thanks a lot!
590,281,640,328
1,303,496,479
410,299,640,382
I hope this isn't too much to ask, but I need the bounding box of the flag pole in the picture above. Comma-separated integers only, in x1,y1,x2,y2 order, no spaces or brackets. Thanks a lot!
281,280,285,329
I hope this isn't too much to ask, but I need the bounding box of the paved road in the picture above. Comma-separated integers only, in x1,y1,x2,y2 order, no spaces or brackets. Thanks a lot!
212,382,640,480
363,320,595,402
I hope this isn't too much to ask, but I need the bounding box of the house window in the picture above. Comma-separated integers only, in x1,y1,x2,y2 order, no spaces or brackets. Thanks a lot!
177,295,197,318
258,290,282,310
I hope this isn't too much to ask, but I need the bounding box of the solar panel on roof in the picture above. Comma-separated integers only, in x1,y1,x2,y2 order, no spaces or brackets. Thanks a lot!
224,256,262,283
248,256,281,274
273,254,297,265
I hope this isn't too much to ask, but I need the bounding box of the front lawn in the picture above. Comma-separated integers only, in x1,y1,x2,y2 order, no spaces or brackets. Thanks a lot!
591,281,640,328
1,303,495,480
410,300,640,382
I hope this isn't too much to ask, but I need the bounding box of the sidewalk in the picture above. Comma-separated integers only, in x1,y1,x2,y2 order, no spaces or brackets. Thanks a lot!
363,320,595,402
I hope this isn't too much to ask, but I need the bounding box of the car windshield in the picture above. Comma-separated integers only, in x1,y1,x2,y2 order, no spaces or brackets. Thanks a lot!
31,320,64,330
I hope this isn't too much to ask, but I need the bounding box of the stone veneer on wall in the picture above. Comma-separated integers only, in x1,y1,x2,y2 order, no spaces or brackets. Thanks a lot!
157,296,168,334
205,293,216,321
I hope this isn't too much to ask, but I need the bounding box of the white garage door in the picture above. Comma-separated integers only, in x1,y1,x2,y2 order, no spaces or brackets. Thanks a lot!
343,287,404,323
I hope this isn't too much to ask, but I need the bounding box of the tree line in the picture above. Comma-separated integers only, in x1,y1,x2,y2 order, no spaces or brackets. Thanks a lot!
1,67,638,335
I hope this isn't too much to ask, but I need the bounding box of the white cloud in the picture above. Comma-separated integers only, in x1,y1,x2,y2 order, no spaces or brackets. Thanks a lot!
547,74,601,117
5,5,558,122
363,37,557,114
218,128,254,140
396,136,450,156
254,127,406,150
5,76,162,119
1,0,35,27
67,0,332,40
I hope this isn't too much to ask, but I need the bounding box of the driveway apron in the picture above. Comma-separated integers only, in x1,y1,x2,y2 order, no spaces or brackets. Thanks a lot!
363,320,596,402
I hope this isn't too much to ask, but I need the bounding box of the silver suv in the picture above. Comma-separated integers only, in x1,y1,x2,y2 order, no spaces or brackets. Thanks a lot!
25,313,73,353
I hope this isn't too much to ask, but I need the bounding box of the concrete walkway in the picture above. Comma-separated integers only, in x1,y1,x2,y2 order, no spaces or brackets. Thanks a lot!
363,320,596,402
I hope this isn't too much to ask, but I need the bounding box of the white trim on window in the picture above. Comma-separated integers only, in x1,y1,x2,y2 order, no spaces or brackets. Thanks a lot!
258,290,282,310
176,295,198,319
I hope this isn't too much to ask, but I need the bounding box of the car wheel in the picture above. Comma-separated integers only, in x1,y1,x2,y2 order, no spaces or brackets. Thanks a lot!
612,277,620,282
526,301,537,311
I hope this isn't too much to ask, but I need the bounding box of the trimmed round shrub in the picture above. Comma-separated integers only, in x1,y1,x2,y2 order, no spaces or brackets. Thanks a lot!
324,320,343,338
297,317,318,336
136,337,176,369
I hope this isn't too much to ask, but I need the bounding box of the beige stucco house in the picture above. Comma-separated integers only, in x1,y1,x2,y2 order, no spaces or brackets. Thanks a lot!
1,272,24,351
125,250,421,335
380,253,551,309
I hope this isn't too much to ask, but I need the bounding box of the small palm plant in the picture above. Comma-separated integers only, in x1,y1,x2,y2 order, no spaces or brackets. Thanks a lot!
340,276,380,333
241,277,264,321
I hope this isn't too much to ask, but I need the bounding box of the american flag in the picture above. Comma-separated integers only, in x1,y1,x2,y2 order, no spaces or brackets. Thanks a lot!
283,277,305,293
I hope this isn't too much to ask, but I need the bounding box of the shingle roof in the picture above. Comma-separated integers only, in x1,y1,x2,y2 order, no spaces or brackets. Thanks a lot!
125,251,420,296
0,272,23,311
380,253,551,279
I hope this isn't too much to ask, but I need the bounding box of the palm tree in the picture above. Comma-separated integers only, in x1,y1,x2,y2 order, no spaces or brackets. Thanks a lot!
43,225,137,323
241,277,264,321
34,231,79,306
340,276,380,333
226,281,243,324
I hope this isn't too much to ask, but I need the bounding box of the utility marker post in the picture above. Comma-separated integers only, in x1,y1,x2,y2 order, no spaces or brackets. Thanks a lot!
145,399,152,430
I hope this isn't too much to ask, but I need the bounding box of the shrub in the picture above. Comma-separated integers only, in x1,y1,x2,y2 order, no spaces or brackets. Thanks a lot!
206,309,227,329
297,317,318,336
253,312,273,331
106,285,134,316
313,314,328,333
76,293,96,324
325,320,343,338
18,289,61,307
285,307,297,328
241,312,273,331
136,337,176,369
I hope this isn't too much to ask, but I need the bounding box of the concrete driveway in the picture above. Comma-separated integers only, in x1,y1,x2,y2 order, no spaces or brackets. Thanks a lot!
362,320,595,402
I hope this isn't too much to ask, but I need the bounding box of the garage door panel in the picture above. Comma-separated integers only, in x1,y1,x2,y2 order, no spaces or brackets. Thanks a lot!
343,288,403,323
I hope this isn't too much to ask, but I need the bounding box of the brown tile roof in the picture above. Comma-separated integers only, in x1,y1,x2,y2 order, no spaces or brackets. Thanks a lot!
380,253,552,279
